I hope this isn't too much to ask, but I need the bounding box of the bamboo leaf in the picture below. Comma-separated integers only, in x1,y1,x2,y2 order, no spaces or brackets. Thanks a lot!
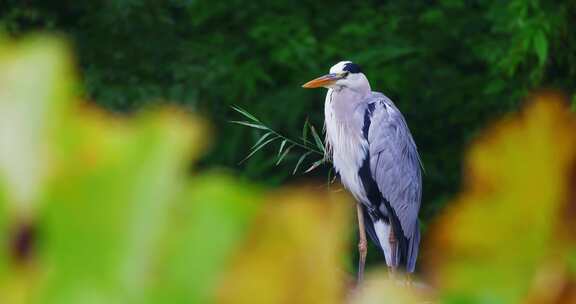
330,170,337,184
276,144,294,165
239,136,278,163
250,136,278,153
327,167,337,186
277,139,287,158
305,158,325,173
302,119,309,141
230,120,268,130
231,105,260,122
310,125,325,153
251,132,273,150
293,151,312,174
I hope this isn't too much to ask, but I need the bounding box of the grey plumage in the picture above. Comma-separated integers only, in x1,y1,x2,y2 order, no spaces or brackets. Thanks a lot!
304,61,422,272
366,93,422,272
368,93,422,238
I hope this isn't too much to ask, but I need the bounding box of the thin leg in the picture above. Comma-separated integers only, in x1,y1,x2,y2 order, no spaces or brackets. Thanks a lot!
388,227,397,279
356,203,368,284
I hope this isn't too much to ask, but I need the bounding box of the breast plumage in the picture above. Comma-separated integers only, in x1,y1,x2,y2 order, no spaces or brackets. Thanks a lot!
324,88,369,204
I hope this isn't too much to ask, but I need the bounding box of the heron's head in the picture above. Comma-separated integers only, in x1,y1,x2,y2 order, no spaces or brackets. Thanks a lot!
302,61,370,93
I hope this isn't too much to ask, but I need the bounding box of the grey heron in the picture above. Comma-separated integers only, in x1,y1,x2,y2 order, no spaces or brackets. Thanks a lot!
302,61,422,280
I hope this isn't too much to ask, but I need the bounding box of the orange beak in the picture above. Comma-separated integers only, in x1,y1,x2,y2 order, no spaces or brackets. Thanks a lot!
302,73,341,88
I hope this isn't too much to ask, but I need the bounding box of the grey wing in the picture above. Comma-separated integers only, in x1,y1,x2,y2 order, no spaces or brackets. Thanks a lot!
367,94,422,239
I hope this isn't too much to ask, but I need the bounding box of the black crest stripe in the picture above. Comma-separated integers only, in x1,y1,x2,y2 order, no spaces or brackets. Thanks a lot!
343,62,362,74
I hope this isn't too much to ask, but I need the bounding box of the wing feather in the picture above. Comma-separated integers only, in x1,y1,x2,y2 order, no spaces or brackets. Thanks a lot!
366,93,422,239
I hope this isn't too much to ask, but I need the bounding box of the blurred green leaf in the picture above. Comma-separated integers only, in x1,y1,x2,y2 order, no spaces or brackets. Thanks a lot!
39,109,203,303
0,35,262,304
533,30,548,66
0,36,74,210
149,174,262,304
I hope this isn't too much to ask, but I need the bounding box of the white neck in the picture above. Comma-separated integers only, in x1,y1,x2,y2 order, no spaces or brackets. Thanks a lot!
327,87,367,125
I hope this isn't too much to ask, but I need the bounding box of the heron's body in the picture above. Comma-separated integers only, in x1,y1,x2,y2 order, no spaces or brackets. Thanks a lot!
305,61,422,272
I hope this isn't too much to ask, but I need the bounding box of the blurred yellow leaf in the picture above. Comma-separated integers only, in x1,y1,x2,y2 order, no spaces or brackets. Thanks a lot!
348,269,430,304
216,188,352,304
426,94,576,303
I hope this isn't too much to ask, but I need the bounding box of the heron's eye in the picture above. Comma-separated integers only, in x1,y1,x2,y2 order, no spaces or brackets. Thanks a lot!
341,72,349,78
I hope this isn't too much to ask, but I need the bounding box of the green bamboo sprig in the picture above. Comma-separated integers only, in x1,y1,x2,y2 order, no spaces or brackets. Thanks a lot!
231,105,329,174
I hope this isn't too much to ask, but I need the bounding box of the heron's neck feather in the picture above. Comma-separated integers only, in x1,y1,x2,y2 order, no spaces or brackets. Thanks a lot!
329,88,369,123
324,88,370,163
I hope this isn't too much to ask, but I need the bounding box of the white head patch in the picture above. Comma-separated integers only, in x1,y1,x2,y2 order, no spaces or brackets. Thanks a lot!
329,61,353,74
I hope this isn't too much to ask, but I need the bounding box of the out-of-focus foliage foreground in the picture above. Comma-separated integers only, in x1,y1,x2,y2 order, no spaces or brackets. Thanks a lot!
1,1,576,224
0,36,349,304
1,35,576,304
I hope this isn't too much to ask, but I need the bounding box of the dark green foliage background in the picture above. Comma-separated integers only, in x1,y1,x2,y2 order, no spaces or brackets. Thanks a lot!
1,0,575,224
